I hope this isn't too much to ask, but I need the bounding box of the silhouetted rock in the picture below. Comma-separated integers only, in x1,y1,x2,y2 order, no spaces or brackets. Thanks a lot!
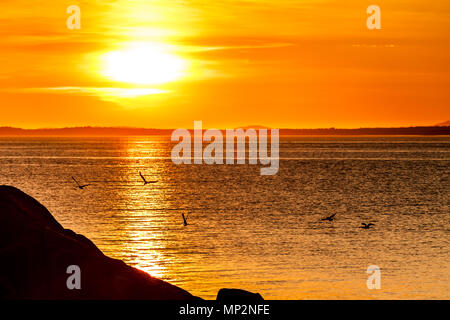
0,185,198,300
216,289,264,301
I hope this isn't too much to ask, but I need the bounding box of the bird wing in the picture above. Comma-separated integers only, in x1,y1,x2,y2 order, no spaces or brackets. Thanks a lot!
72,177,80,187
139,172,147,183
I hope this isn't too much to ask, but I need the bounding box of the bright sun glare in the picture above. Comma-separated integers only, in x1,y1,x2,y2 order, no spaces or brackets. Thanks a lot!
102,43,185,85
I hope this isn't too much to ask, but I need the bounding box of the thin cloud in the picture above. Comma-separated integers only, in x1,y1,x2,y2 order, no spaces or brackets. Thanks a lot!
2,87,169,97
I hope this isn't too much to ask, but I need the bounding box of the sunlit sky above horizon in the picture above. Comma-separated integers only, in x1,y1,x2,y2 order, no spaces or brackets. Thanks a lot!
0,0,449,129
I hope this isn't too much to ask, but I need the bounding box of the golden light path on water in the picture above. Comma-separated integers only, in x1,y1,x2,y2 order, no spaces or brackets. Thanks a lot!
116,140,172,280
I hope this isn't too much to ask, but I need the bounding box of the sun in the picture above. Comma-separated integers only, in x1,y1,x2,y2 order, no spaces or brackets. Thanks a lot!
101,43,186,85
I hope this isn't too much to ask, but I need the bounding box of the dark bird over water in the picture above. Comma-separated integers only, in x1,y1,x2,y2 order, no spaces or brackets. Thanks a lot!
72,177,90,190
321,213,336,222
182,213,188,226
139,172,158,185
360,223,375,229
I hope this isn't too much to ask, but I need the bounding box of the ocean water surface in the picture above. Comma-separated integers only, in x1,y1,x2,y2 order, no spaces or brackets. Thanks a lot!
0,136,448,299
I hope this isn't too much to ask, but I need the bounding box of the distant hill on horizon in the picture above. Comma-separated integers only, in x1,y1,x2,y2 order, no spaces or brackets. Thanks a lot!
0,125,449,136
436,120,450,126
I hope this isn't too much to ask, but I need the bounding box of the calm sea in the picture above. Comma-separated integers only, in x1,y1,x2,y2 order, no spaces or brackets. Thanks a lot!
0,136,448,299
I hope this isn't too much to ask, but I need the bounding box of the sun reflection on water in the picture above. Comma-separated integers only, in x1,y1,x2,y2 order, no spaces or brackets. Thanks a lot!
109,137,175,280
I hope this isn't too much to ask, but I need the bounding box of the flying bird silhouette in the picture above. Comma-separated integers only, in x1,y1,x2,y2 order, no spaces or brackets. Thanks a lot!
360,223,375,229
72,177,90,190
321,213,336,222
139,172,157,185
182,213,188,226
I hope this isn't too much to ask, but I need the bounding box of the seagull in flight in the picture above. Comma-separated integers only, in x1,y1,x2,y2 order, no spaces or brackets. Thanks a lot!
182,213,188,227
139,172,157,185
72,177,90,190
321,213,336,222
360,223,375,229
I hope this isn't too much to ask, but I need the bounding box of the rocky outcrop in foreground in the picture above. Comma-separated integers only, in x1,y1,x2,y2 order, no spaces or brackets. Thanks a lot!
0,185,200,299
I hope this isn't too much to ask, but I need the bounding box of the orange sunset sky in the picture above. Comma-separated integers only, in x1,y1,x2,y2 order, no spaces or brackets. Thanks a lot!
0,0,449,129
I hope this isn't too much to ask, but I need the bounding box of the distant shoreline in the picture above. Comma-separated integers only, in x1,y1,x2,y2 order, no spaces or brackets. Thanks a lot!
0,126,449,136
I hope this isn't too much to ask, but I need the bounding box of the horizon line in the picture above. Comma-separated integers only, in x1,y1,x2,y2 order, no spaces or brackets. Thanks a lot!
0,125,449,137
1,124,449,131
